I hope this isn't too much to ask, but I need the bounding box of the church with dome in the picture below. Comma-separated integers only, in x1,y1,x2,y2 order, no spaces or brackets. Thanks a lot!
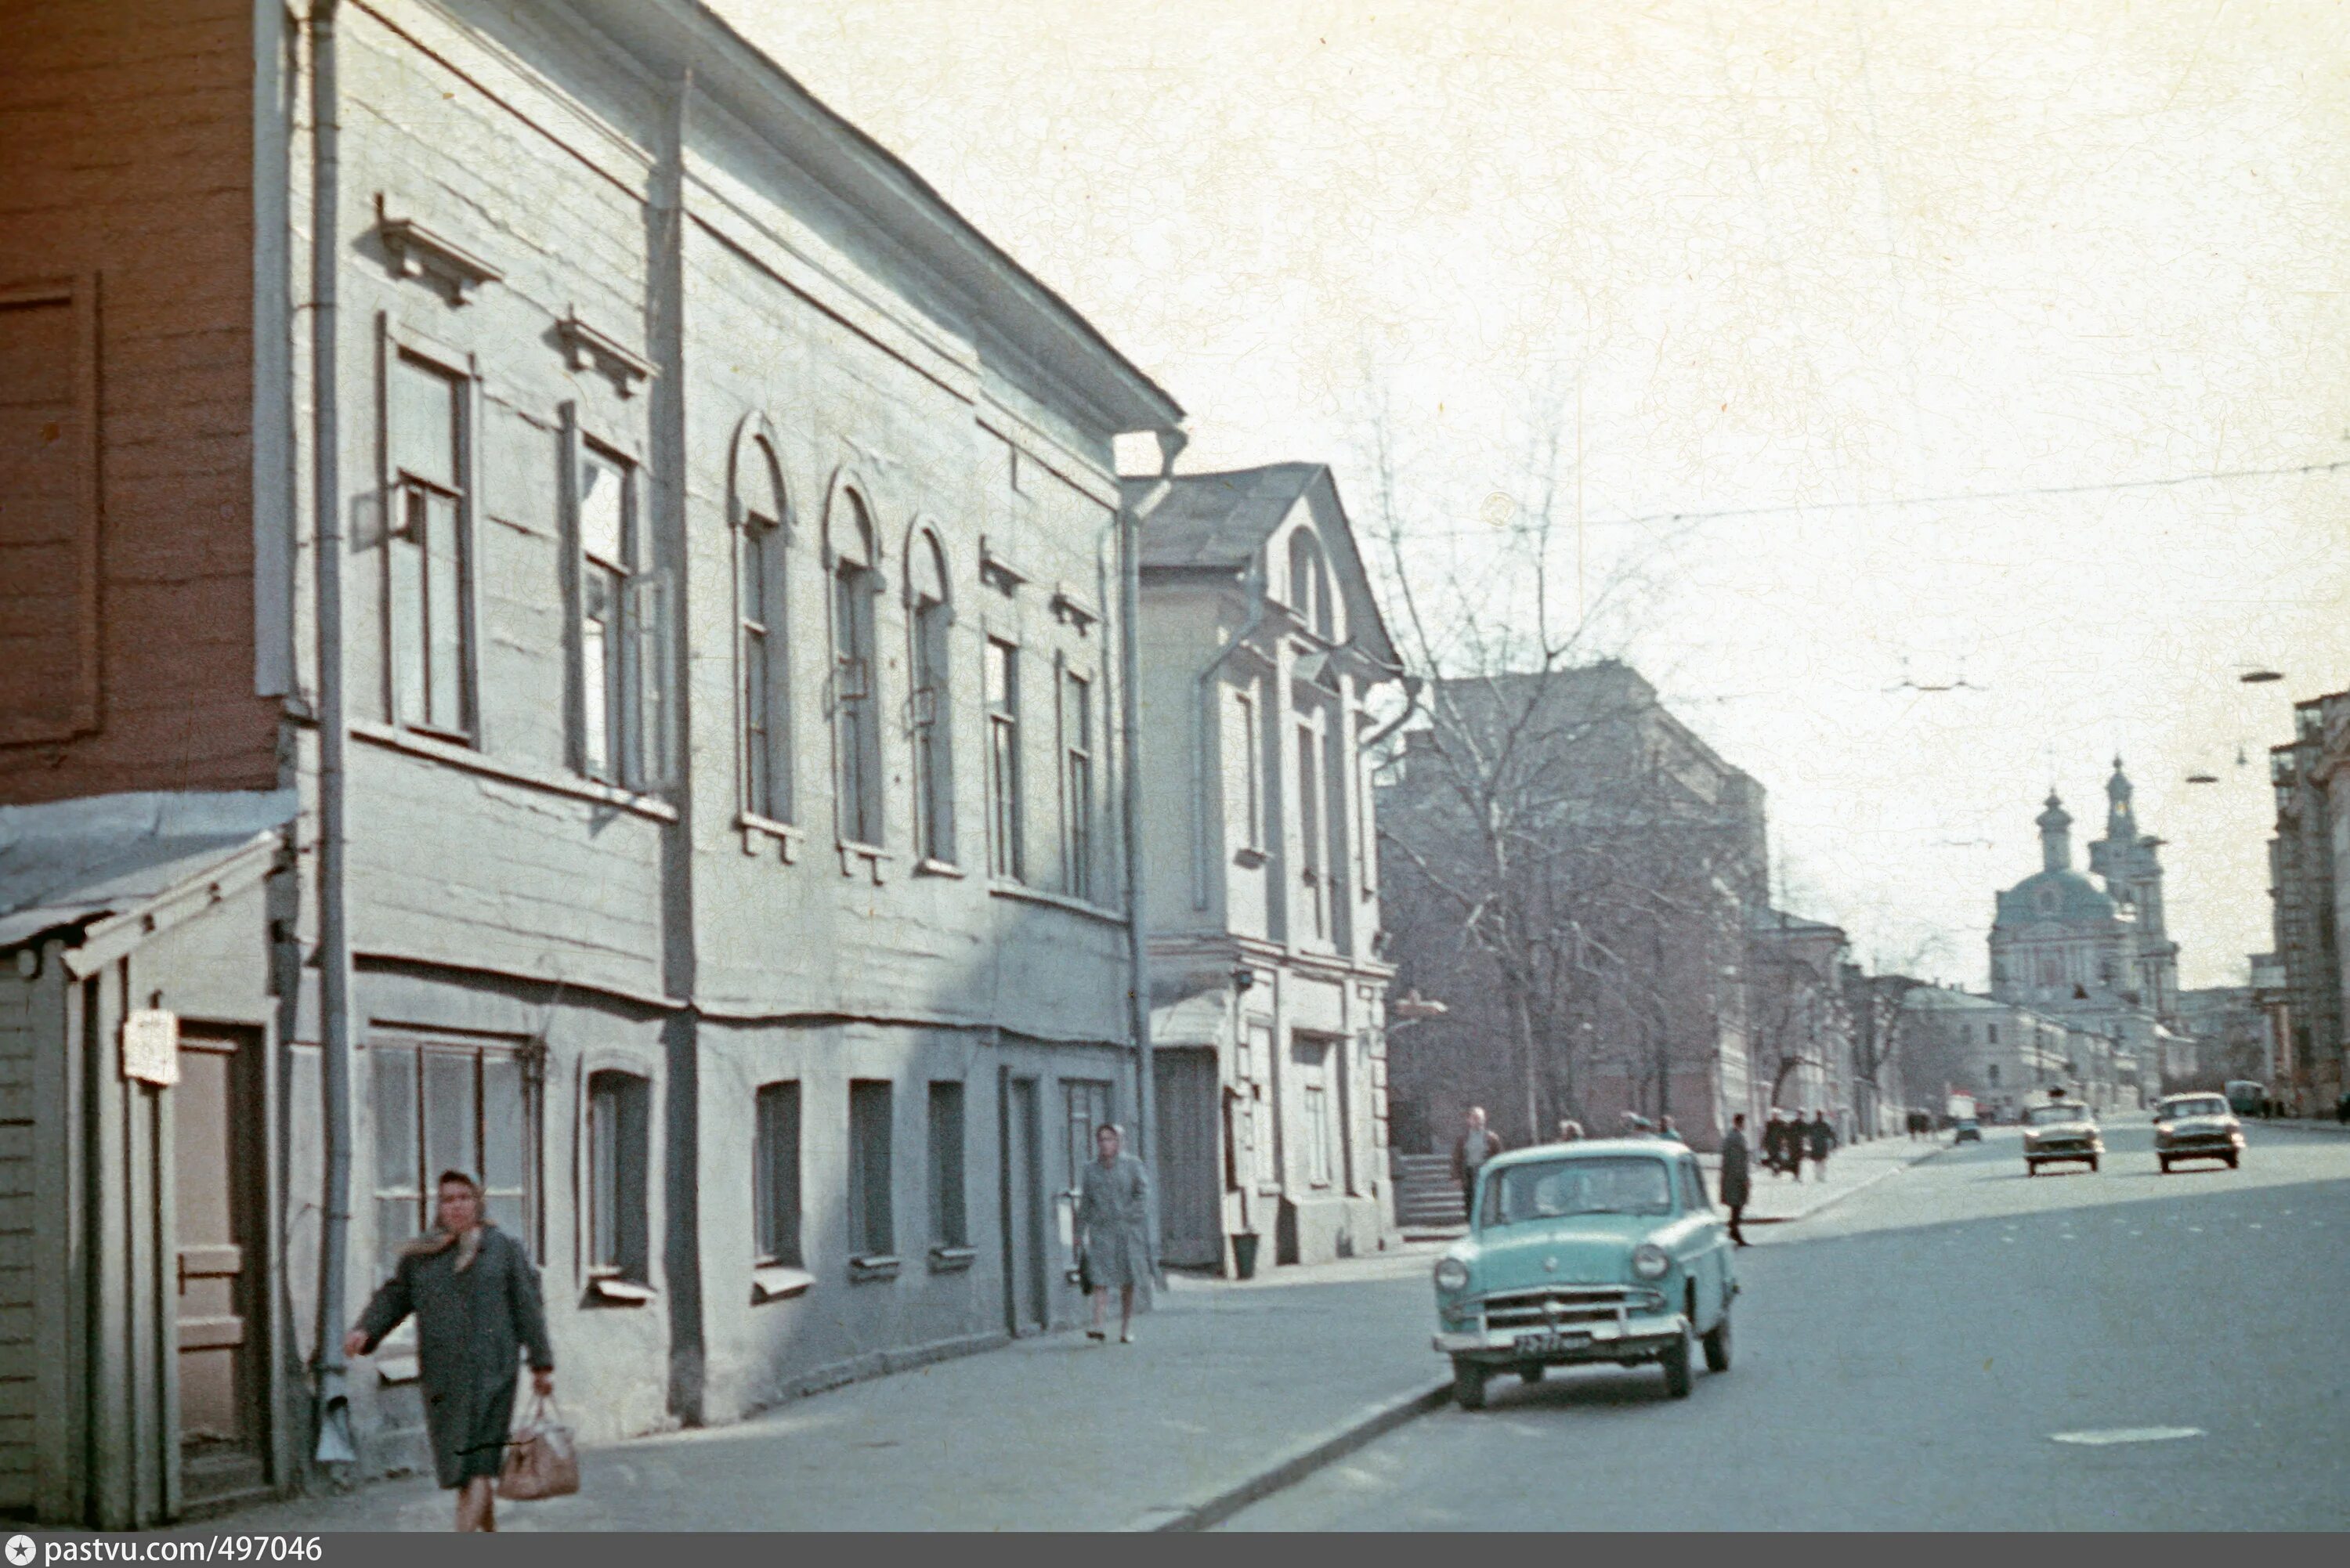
1986,760,2186,1087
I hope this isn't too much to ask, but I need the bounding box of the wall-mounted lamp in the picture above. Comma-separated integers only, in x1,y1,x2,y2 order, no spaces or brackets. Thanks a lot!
1231,965,1257,993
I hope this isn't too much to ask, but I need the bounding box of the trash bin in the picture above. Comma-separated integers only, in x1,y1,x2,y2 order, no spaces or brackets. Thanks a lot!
1231,1232,1261,1280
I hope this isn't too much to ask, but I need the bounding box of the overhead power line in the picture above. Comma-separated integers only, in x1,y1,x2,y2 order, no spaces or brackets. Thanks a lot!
1415,454,2350,540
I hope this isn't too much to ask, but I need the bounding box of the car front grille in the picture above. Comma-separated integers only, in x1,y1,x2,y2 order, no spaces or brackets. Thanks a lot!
1477,1284,1667,1331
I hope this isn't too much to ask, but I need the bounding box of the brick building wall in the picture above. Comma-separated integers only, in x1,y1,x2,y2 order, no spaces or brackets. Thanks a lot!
0,0,277,804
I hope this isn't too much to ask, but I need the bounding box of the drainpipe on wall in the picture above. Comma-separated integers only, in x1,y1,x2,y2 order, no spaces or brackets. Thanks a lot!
306,0,358,1467
1122,428,1182,1269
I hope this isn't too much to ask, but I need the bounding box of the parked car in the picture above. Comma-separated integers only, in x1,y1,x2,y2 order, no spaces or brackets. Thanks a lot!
1430,1140,1735,1410
1952,1117,1981,1143
2021,1097,2103,1175
2224,1080,2265,1118
2153,1092,2243,1172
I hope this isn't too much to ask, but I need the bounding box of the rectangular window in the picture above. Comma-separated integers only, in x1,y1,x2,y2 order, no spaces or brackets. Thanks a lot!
848,1080,894,1258
987,640,1023,880
567,424,671,791
753,1081,802,1267
1297,721,1325,939
388,351,472,736
371,1039,534,1281
1988,1024,1999,1045
927,1081,968,1251
587,1070,651,1284
1063,1078,1114,1195
739,522,779,819
1061,669,1094,900
1235,689,1261,849
833,562,881,845
912,593,953,862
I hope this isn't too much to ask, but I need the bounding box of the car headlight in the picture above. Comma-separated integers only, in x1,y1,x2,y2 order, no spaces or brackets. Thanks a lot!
1632,1243,1671,1280
1434,1257,1470,1292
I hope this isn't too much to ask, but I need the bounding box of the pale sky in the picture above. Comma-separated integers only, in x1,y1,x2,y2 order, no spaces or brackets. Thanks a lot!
721,0,2350,990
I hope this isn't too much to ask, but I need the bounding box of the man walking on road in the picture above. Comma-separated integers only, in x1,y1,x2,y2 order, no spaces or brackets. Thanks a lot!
1719,1113,1752,1246
1806,1109,1838,1182
1452,1106,1504,1216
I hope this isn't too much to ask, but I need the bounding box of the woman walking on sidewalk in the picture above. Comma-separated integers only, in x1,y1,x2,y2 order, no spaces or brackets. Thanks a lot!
1079,1123,1153,1344
345,1170,555,1532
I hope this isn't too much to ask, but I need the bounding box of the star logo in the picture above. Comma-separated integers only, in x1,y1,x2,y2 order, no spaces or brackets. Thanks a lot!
8,1533,35,1566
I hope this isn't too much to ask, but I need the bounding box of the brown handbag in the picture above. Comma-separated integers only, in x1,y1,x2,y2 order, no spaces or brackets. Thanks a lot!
496,1392,579,1501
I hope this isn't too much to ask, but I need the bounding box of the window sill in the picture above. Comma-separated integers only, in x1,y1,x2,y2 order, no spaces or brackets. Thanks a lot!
848,1254,901,1283
913,857,966,880
837,840,893,884
927,1245,976,1274
1232,846,1268,870
352,721,678,822
584,1274,657,1307
750,1263,814,1303
738,811,803,863
986,881,1128,927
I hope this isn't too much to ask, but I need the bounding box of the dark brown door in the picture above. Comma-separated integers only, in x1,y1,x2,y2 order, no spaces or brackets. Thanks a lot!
1154,1051,1220,1268
175,1030,267,1505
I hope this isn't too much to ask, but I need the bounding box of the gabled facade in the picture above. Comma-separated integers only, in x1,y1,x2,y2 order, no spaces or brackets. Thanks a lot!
0,0,1180,1525
1128,464,1398,1271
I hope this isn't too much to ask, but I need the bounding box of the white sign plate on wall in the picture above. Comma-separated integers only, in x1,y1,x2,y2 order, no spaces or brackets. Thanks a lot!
121,1009,180,1086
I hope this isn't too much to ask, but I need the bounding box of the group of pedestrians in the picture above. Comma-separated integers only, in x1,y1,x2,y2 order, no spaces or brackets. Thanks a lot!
1762,1107,1838,1180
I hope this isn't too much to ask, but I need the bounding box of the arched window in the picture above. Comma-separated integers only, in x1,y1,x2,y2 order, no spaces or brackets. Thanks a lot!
829,488,883,847
1287,528,1335,641
734,426,789,822
907,529,954,864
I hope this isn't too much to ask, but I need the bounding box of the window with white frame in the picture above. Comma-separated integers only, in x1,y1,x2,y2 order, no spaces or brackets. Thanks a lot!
736,433,789,822
830,495,882,847
986,638,1022,881
586,1069,650,1286
1297,717,1325,939
1292,1034,1334,1187
1234,688,1261,851
909,534,954,864
385,348,474,736
1061,667,1094,901
567,416,670,791
848,1079,895,1259
1288,528,1334,641
371,1038,533,1279
753,1080,801,1268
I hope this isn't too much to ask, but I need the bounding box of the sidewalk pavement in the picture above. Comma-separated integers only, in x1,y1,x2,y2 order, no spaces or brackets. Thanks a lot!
1696,1131,1945,1230
196,1249,1448,1534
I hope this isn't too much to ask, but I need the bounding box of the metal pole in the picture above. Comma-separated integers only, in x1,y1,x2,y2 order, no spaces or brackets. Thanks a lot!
1119,463,1158,1270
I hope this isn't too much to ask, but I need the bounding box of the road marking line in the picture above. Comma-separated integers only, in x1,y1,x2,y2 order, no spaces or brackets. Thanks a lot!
2049,1427,2204,1447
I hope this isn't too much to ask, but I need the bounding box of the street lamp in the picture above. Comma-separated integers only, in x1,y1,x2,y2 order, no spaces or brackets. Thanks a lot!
1391,988,1448,1022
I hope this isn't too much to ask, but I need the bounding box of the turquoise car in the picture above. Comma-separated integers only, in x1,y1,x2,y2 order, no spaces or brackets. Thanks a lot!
1430,1138,1737,1409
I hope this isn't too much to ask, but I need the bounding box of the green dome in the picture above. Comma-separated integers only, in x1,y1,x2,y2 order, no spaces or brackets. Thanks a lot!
1995,869,2117,927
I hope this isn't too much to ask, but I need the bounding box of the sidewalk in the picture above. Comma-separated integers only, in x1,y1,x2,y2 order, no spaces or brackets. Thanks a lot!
1697,1131,1944,1229
193,1250,1446,1534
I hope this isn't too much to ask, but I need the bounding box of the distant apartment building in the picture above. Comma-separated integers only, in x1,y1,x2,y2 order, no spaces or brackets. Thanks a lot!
1128,464,1400,1271
0,0,1181,1525
2265,692,2349,1113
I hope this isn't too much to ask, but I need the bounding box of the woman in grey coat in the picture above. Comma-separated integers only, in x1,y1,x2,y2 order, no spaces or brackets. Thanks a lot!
1076,1122,1152,1344
345,1169,555,1531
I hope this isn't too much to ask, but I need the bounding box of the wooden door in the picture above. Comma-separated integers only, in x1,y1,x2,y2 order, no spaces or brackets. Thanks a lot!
173,1031,266,1505
1153,1051,1220,1268
1000,1076,1047,1335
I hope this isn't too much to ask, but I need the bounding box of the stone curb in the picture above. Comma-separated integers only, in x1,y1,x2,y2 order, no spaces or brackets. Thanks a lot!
1119,1378,1455,1533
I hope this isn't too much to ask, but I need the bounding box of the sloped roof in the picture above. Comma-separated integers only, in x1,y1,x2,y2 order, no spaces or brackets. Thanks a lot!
0,792,293,952
1126,464,1322,570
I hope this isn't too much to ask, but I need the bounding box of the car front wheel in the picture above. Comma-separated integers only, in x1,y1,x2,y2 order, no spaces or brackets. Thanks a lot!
1452,1358,1488,1411
2087,1156,2099,1173
2225,1152,2240,1169
1702,1310,1733,1373
1661,1326,1694,1399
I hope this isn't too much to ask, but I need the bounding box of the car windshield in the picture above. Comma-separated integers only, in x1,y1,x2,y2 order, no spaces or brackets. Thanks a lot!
2026,1103,2088,1125
2161,1097,2227,1120
1483,1156,1674,1227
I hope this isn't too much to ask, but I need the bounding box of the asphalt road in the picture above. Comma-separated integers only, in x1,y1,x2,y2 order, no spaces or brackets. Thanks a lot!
1224,1116,2350,1530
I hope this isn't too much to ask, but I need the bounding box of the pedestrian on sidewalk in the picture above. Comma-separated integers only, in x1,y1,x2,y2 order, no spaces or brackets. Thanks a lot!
1761,1111,1788,1177
1079,1122,1152,1345
1719,1113,1752,1247
344,1169,555,1533
2336,1089,2349,1126
1452,1107,1504,1216
1806,1110,1837,1182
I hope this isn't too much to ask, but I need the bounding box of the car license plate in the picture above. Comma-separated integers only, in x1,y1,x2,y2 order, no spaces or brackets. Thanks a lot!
1517,1331,1591,1355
